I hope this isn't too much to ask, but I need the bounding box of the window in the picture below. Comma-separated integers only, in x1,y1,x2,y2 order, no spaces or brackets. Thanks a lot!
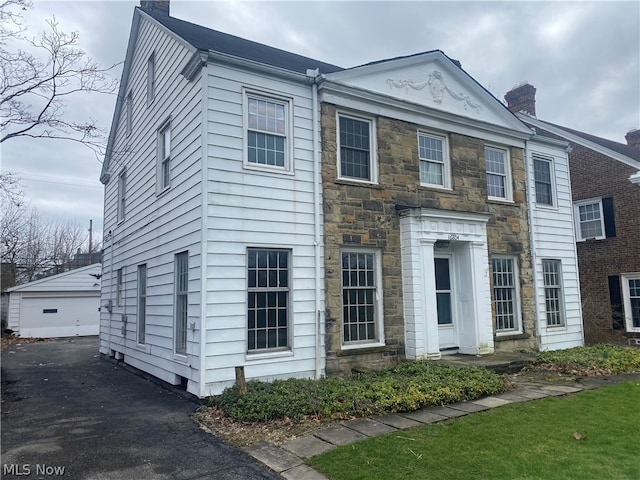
341,250,382,344
117,170,126,222
542,259,564,327
147,53,155,104
125,91,132,136
247,248,290,351
486,146,512,200
492,257,521,333
137,264,147,345
418,132,449,188
338,114,375,182
621,273,640,332
42,309,58,314
574,199,605,241
116,268,124,307
246,94,289,169
174,252,188,355
533,155,554,206
573,197,616,241
158,123,171,191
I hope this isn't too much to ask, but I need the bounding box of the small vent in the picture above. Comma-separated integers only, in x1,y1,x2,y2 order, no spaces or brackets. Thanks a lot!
628,338,640,348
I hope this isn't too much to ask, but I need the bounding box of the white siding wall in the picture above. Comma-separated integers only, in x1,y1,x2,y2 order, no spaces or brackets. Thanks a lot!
527,140,584,350
99,16,204,395
202,65,323,395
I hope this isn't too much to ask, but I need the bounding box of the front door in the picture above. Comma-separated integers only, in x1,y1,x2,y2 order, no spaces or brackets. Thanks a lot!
434,256,457,351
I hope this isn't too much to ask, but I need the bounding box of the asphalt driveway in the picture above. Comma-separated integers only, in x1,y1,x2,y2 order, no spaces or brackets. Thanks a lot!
1,337,278,480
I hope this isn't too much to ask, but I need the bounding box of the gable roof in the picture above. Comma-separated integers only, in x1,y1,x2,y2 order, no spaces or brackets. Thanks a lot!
143,8,343,75
517,113,640,169
7,264,102,293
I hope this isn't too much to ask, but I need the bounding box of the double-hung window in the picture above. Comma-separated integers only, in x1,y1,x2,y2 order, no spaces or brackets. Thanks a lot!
174,252,188,355
117,170,126,222
247,248,290,351
542,259,564,327
533,155,554,206
246,94,289,170
137,264,147,345
158,122,171,191
621,273,640,332
419,132,449,188
492,257,521,333
125,91,132,136
341,250,382,344
485,146,512,200
338,114,376,182
574,199,605,241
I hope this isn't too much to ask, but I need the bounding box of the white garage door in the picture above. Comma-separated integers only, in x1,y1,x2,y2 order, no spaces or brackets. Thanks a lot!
20,295,100,338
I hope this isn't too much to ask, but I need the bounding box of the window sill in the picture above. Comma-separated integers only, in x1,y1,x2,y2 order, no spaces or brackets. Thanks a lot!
576,236,606,243
156,186,171,198
534,203,558,211
243,163,294,176
336,343,391,356
335,178,382,189
488,197,515,205
418,184,452,192
246,349,294,361
494,332,529,342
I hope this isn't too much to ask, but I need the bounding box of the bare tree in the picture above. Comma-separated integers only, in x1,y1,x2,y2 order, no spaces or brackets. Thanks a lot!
48,218,86,272
0,0,119,159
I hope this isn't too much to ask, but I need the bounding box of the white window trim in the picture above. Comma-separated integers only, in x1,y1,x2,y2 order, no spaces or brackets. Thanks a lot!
336,111,378,185
621,273,640,333
116,268,124,307
485,145,513,202
242,88,294,174
117,169,126,223
125,91,132,137
174,251,189,357
541,258,566,329
137,264,147,345
533,155,558,209
418,131,451,190
492,255,523,335
573,197,605,241
340,248,385,349
156,117,171,194
147,53,155,106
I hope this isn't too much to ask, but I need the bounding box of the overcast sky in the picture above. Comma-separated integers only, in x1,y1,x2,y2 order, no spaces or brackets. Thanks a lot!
2,0,639,238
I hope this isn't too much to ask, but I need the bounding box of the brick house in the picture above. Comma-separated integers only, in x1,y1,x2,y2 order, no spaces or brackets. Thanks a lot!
506,83,640,344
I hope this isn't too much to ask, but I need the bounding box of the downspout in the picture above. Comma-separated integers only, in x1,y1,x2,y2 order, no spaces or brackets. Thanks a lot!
523,140,541,349
107,229,114,353
308,68,323,379
199,62,209,396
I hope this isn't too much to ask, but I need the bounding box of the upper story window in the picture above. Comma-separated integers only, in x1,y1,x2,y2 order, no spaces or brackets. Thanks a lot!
573,197,616,242
117,169,126,223
125,91,132,137
157,121,171,192
485,146,512,201
533,155,555,206
418,132,450,188
147,53,155,105
338,113,376,183
245,93,291,171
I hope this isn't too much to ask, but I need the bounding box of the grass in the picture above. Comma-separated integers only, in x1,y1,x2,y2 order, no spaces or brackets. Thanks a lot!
309,380,640,480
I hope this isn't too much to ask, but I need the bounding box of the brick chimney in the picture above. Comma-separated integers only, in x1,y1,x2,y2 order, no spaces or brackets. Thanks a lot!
140,0,169,15
625,129,640,150
505,82,536,117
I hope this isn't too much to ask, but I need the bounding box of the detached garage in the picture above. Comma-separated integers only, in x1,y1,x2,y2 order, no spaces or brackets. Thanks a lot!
7,264,102,338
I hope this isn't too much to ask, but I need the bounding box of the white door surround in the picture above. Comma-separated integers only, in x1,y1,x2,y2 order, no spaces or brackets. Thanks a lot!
400,208,494,360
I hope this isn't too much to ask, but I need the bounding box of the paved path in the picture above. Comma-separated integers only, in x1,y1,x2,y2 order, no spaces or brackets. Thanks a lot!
241,370,640,480
1,337,278,480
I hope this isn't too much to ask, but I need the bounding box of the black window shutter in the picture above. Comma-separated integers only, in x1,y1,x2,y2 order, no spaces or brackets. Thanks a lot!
608,275,624,330
602,197,616,238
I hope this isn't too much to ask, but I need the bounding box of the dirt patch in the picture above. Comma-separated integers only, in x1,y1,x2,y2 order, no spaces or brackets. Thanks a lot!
1,336,55,350
193,406,342,448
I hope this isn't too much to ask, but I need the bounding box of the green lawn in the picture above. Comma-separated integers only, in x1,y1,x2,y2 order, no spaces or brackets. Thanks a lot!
309,381,640,480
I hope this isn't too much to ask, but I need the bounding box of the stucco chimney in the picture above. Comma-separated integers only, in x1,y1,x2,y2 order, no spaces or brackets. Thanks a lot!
625,129,640,150
140,0,170,15
505,82,536,117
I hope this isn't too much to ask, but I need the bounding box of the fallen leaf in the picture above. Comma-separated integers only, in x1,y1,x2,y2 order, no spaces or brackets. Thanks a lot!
572,431,586,441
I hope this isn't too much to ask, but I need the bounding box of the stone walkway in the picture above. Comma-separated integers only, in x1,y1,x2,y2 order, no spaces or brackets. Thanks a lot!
241,372,640,480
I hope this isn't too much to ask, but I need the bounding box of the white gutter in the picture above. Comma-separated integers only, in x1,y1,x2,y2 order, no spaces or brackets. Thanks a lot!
199,64,209,397
308,68,323,379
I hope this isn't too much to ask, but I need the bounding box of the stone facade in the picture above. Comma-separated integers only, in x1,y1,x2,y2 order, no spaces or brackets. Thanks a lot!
321,103,537,374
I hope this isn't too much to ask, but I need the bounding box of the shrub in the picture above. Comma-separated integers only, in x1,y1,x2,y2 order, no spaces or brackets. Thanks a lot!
208,362,511,422
534,344,640,375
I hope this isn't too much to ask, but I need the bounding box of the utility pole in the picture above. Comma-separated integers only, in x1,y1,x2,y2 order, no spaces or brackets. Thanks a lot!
88,219,93,254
